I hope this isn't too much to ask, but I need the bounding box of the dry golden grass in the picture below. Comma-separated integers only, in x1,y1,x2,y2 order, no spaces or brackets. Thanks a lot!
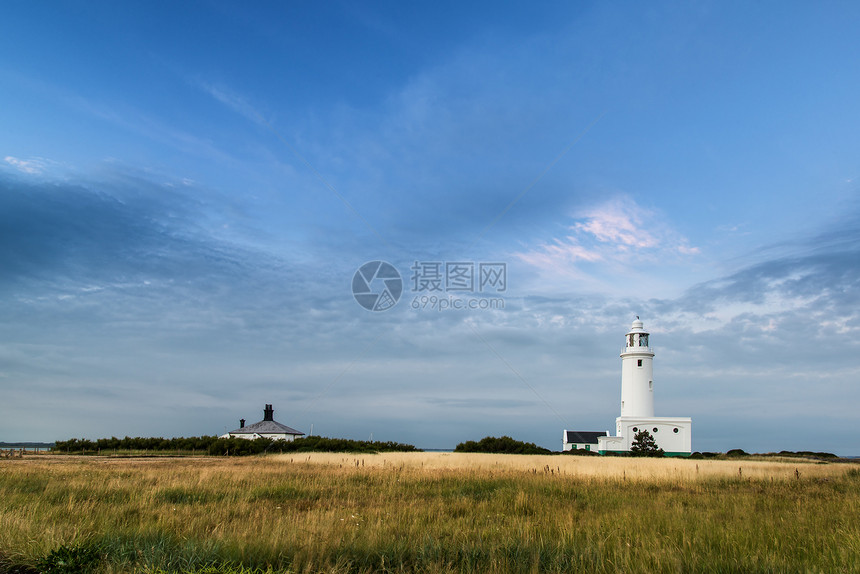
270,451,845,480
1,453,858,573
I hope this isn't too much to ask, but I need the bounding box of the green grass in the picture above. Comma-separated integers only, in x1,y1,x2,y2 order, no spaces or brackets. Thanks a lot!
1,455,859,573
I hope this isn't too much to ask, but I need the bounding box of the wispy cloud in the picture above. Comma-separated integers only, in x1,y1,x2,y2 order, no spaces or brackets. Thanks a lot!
4,156,52,175
194,80,268,127
515,195,700,272
0,167,246,288
573,200,658,249
1,71,243,167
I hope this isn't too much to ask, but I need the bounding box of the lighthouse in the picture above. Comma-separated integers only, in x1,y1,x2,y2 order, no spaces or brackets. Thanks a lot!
619,318,654,418
593,318,692,456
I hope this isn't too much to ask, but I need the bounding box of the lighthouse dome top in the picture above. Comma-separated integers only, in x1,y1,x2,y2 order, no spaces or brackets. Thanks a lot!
627,318,648,334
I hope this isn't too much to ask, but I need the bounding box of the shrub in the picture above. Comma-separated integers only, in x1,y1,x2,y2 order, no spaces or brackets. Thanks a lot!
629,430,664,457
454,436,551,455
38,544,100,574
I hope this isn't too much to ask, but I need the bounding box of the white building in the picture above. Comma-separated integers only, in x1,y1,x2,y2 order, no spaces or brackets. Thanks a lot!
562,430,608,452
596,319,692,455
221,404,304,441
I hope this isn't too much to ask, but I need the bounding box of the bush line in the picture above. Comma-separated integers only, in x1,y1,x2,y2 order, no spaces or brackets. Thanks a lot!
52,435,420,456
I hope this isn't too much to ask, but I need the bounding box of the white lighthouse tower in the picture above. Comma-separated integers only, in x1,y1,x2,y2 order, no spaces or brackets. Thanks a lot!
619,318,654,418
596,318,692,455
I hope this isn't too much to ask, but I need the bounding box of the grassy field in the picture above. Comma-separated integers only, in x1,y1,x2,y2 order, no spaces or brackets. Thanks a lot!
1,453,859,573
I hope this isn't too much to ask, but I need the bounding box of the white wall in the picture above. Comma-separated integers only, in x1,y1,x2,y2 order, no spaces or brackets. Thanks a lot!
221,432,300,441
564,442,599,452
615,416,692,453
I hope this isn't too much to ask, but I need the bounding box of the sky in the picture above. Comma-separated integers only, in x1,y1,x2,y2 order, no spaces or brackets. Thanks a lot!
1,1,859,454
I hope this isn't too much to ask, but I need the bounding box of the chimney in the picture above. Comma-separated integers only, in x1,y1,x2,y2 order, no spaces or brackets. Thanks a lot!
263,404,274,422
239,419,245,428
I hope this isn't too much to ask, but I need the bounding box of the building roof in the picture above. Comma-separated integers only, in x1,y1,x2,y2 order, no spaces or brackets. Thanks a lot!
565,431,608,444
228,419,304,436
227,404,304,436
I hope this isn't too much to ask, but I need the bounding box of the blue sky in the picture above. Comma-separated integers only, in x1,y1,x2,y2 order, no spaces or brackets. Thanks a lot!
1,1,859,454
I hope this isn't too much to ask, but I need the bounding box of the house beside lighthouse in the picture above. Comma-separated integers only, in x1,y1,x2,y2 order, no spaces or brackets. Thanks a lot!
564,319,692,455
221,404,304,441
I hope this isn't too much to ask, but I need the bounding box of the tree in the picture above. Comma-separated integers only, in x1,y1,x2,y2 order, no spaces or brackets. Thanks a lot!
630,430,664,457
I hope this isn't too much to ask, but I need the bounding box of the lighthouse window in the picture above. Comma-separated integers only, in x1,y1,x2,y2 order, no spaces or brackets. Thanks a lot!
653,427,658,433
628,334,635,347
639,334,648,346
649,380,653,390
632,427,638,432
637,359,642,367
673,428,679,433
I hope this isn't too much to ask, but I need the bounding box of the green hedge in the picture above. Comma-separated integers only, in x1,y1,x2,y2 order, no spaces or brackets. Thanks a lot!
454,436,552,455
52,435,420,456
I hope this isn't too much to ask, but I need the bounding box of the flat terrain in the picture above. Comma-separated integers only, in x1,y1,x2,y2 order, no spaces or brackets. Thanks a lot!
1,453,858,573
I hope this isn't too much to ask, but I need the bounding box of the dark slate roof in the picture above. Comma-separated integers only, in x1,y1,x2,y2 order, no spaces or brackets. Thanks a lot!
228,419,304,436
565,431,608,444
